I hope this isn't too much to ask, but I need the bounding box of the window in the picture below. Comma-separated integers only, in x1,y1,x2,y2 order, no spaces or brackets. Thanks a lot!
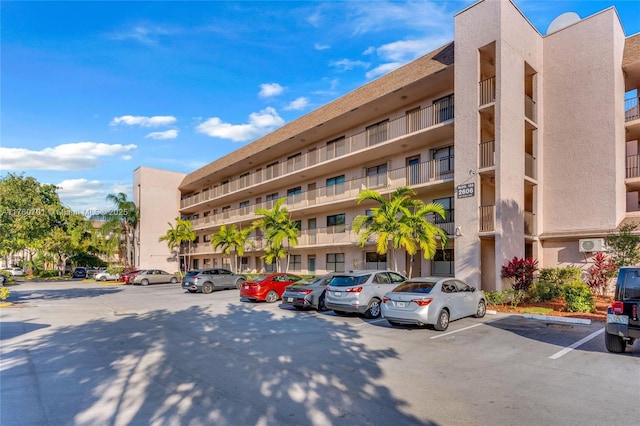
222,205,231,218
327,214,346,233
290,255,301,271
433,94,454,124
264,260,276,272
287,153,303,173
326,137,346,160
266,193,279,201
366,252,387,270
240,257,249,272
203,258,211,266
239,200,250,208
192,259,199,270
327,253,345,272
432,145,454,175
366,164,387,187
287,187,302,204
326,175,345,196
266,161,279,180
406,107,421,133
433,197,454,223
433,249,454,276
407,155,421,185
240,172,251,187
203,234,211,242
367,119,389,146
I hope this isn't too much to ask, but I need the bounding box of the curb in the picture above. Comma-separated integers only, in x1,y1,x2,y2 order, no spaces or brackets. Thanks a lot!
522,313,591,325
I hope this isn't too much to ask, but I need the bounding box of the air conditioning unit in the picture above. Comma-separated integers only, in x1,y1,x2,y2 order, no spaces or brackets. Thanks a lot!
578,238,606,253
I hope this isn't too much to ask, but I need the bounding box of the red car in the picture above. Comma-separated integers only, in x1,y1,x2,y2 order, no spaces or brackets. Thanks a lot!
240,273,303,303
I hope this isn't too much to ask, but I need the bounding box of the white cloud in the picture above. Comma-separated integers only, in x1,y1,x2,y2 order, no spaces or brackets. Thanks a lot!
259,83,285,98
196,107,285,142
121,155,133,161
56,179,105,200
330,59,370,71
346,1,452,35
377,37,449,62
366,62,403,79
146,129,178,140
284,97,310,111
110,115,176,127
314,43,330,50
0,142,137,171
108,23,180,45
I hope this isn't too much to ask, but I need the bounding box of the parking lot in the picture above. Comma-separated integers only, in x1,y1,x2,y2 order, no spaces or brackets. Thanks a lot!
1,280,638,426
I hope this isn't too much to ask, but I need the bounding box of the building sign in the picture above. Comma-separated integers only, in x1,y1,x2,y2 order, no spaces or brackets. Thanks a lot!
456,183,475,199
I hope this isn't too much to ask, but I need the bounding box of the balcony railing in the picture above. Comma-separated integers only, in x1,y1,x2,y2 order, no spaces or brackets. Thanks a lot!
524,211,535,235
625,96,640,122
479,205,495,232
479,76,496,106
525,153,536,180
626,155,640,178
181,99,455,209
525,95,536,122
190,158,455,230
479,140,495,169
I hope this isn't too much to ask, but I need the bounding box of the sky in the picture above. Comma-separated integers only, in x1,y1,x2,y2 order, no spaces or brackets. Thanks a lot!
2,0,639,214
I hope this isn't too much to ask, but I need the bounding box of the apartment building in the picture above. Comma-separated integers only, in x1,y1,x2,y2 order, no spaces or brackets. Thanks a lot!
136,0,640,291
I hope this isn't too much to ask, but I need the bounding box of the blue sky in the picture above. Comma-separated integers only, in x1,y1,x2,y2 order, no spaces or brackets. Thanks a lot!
2,0,639,213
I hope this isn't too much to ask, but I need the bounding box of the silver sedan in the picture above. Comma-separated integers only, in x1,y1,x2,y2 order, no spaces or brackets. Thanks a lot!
381,277,486,331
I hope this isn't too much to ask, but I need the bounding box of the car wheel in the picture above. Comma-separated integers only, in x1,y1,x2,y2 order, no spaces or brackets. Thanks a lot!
317,293,327,312
434,309,450,331
265,290,278,303
100,276,107,282
141,279,149,286
202,282,214,294
605,331,627,353
236,279,245,290
187,289,197,293
364,298,381,319
474,300,486,318
170,277,178,284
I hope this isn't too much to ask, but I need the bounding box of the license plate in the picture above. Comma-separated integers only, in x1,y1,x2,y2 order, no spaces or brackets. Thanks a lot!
396,301,406,308
333,291,342,296
287,297,293,302
607,314,629,324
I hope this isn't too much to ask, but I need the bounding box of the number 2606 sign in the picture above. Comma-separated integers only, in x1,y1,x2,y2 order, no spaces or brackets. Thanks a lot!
456,183,475,198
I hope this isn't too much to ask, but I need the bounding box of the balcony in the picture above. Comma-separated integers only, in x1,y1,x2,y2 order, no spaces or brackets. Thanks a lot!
625,95,639,122
479,140,495,169
524,211,535,235
479,205,495,232
190,158,454,230
180,99,455,209
626,155,640,178
525,153,536,180
525,95,536,123
479,77,496,106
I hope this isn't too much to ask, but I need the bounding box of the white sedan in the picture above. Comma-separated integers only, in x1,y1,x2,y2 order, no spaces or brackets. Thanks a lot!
381,277,486,331
94,271,121,281
7,267,24,277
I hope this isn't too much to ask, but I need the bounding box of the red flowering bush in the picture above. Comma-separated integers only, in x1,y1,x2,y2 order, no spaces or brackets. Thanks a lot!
501,256,539,292
586,251,617,296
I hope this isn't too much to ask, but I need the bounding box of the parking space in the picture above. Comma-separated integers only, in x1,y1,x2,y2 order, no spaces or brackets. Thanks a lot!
1,280,638,426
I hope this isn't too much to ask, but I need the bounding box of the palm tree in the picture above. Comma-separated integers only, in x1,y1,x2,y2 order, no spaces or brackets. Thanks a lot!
251,198,299,272
159,217,195,275
351,186,416,271
399,200,448,277
96,192,139,268
211,224,252,273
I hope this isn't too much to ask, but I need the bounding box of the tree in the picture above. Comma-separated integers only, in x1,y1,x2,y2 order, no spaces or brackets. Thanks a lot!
351,186,416,271
43,212,93,275
251,198,299,272
0,173,62,263
158,217,195,275
398,200,449,278
95,193,139,268
606,223,640,267
211,224,252,273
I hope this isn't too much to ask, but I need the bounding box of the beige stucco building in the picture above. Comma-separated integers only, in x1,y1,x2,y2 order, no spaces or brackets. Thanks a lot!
135,0,640,290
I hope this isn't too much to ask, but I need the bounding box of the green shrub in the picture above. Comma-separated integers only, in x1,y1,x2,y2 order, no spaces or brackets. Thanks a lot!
37,270,59,278
485,291,506,305
528,281,562,303
485,289,525,307
538,267,582,286
0,286,10,301
562,280,595,313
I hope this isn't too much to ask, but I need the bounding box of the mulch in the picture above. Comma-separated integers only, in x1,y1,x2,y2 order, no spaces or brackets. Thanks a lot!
488,296,611,322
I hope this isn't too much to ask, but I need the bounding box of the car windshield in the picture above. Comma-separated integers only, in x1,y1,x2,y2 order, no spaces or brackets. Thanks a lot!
185,270,200,277
329,274,370,287
252,275,268,282
622,271,640,300
392,280,437,294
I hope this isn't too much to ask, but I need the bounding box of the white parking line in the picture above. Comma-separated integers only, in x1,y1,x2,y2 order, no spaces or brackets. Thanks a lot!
549,328,604,359
355,318,387,326
430,323,484,339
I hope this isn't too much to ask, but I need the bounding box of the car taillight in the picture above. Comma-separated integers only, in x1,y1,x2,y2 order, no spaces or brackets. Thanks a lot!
611,301,624,314
382,297,390,303
346,286,363,293
412,298,433,306
302,289,313,294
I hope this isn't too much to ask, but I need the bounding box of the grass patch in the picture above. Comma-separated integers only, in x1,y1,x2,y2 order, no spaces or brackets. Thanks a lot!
520,307,554,315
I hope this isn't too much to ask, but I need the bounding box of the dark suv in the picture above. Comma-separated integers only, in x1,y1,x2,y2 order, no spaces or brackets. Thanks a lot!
605,267,640,353
181,268,246,294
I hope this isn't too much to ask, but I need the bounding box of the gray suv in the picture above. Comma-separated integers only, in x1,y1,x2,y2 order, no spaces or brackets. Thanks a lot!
182,268,246,294
605,266,640,353
325,270,407,318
